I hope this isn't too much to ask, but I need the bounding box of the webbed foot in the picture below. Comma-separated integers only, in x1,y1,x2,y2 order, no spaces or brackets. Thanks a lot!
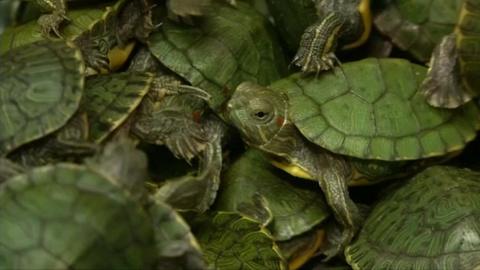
421,34,473,108
151,116,224,212
37,12,68,38
292,13,344,74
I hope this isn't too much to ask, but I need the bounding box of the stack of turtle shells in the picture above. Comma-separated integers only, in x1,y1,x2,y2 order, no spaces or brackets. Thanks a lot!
1,0,480,269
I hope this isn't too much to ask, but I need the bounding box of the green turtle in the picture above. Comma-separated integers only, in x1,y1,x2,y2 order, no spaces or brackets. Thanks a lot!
226,57,480,254
1,0,154,73
0,40,85,157
0,140,157,269
0,138,211,269
215,149,333,268
375,0,480,108
265,0,372,73
147,0,287,111
145,1,287,211
5,58,208,167
345,166,480,269
127,46,226,213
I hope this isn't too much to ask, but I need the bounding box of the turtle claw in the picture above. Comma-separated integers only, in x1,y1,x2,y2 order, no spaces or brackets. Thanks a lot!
156,80,211,101
293,50,338,74
37,13,67,38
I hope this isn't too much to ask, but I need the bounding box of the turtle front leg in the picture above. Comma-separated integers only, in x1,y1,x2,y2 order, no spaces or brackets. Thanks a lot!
309,152,362,258
292,12,344,74
134,112,224,212
421,34,473,108
35,0,68,38
37,12,68,38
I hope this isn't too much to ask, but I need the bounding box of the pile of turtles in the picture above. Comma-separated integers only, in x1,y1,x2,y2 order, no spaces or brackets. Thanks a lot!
1,0,480,269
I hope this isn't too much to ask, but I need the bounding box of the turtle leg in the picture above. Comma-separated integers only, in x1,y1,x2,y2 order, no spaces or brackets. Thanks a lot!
421,34,473,108
140,115,225,212
35,0,68,38
37,11,68,38
310,153,361,258
289,140,361,257
292,12,344,74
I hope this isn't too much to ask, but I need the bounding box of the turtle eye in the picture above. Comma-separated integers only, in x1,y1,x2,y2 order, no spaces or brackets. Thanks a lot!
249,100,274,123
253,110,269,120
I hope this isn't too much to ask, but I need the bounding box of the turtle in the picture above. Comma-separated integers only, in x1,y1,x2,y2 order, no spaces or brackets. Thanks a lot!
375,0,480,108
345,166,480,270
145,1,287,211
215,148,333,269
0,140,158,269
265,0,372,73
127,47,227,213
147,0,288,111
0,0,154,73
3,50,208,167
0,40,85,157
0,138,210,269
226,57,480,255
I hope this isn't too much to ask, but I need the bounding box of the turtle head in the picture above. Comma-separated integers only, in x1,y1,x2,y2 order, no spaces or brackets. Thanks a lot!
227,82,288,147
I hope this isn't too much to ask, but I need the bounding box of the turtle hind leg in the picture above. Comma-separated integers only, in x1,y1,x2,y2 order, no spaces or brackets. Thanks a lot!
292,12,344,74
421,34,473,109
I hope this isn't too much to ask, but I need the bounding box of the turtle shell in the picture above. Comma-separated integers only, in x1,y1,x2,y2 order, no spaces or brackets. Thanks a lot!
271,58,479,161
456,0,480,97
216,149,330,241
82,72,153,143
0,40,85,156
374,0,462,61
148,1,287,110
0,163,156,269
345,166,480,269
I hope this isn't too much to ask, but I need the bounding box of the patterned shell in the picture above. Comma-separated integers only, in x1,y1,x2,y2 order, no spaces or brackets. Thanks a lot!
375,0,462,61
148,1,287,110
0,163,156,269
345,166,480,270
270,58,479,161
0,41,85,156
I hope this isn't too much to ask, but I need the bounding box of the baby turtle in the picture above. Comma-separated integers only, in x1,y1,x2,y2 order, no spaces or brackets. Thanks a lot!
226,58,480,255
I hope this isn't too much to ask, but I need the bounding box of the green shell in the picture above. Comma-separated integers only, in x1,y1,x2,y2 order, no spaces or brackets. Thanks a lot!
345,166,480,270
216,149,330,241
0,163,156,269
148,1,287,110
457,0,480,97
374,0,462,61
272,58,479,161
82,72,153,143
0,1,124,54
0,41,85,156
149,199,206,269
193,211,287,270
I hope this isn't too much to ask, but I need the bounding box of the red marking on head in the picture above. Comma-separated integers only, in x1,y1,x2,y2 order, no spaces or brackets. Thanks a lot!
192,111,202,123
276,116,285,127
